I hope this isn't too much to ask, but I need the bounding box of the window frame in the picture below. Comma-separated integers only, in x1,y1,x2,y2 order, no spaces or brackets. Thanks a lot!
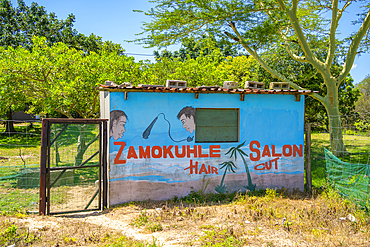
195,108,240,143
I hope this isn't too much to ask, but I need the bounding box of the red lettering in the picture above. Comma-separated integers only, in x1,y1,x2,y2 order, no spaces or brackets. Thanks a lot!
211,166,218,174
266,160,272,170
254,158,280,171
250,140,261,161
293,145,303,157
114,142,126,164
208,165,210,174
127,146,138,159
282,145,292,157
254,162,266,170
175,145,186,158
199,163,208,174
163,145,174,158
139,146,150,159
262,145,271,157
151,146,162,158
272,145,282,157
198,146,209,158
272,157,279,169
184,160,198,174
209,145,221,158
187,145,198,158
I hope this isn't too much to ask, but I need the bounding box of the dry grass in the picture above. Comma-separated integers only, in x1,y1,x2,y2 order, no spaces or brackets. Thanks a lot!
121,188,370,246
0,214,155,247
1,188,369,246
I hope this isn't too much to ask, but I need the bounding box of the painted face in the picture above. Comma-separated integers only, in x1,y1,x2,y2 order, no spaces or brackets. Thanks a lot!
112,116,126,140
180,114,195,134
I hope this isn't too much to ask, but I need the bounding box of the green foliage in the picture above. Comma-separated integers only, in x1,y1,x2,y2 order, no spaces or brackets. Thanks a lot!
154,34,242,61
0,36,138,118
145,222,163,232
135,0,370,155
0,0,103,52
199,228,245,247
0,0,110,120
356,75,370,117
139,51,260,87
181,189,237,204
131,210,163,233
0,189,38,214
0,220,38,246
131,210,149,228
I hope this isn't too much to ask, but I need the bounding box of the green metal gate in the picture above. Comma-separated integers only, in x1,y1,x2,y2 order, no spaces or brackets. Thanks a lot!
39,118,108,215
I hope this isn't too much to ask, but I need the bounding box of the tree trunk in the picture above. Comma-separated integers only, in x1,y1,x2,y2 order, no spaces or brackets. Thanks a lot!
323,82,347,157
74,125,100,167
5,108,15,133
75,125,86,167
327,106,346,157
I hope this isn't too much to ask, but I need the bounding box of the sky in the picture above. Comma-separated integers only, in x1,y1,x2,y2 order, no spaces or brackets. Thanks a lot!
10,0,370,85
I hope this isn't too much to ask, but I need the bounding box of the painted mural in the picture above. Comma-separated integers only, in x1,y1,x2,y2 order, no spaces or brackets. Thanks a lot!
107,92,305,205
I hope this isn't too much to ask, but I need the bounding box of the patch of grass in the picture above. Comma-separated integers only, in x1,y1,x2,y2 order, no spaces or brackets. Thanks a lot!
180,189,237,204
198,228,245,247
103,235,146,247
123,187,369,246
311,132,370,187
131,210,149,228
131,210,163,233
0,220,39,246
146,222,163,232
0,188,38,214
0,215,158,247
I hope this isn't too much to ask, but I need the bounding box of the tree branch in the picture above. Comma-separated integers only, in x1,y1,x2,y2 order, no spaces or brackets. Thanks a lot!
225,25,304,91
338,9,370,83
276,0,325,72
325,0,339,68
311,92,325,102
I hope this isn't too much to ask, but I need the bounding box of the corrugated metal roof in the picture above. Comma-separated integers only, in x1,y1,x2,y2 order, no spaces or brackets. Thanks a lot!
99,83,317,96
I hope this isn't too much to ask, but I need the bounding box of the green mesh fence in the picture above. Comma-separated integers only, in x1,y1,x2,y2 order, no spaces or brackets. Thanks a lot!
325,148,370,208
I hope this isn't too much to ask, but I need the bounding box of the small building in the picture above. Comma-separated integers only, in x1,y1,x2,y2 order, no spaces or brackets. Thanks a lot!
99,82,313,206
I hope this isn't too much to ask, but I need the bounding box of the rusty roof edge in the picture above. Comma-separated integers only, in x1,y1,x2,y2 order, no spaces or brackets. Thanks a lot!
98,87,318,95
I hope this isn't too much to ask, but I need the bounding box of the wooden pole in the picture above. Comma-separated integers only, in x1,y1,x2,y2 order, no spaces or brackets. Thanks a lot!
102,121,108,209
305,123,312,192
39,119,48,215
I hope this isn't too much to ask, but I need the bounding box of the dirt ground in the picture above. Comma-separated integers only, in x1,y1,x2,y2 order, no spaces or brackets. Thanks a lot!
11,205,306,246
4,196,369,247
2,187,370,247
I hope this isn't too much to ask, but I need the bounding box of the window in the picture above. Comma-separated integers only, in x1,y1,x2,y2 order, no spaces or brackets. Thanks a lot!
195,108,239,143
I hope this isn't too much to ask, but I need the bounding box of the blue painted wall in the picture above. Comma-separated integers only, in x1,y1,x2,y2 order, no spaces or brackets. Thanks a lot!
106,91,305,204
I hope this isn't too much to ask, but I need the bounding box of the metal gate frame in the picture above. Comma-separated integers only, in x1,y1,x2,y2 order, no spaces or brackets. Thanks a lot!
39,118,108,215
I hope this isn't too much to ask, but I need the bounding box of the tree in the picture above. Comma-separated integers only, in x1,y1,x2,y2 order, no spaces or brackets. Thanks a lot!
215,161,236,194
135,0,370,156
0,0,104,132
154,34,241,61
225,141,255,191
356,75,370,116
0,37,140,165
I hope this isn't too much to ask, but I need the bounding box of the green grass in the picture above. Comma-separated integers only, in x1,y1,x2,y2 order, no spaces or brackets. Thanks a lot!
0,220,39,246
0,188,38,214
199,228,245,247
310,132,370,187
1,123,370,215
0,121,101,214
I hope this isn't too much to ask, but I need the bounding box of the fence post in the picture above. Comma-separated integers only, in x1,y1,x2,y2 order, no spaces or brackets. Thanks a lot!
102,121,108,209
305,123,312,192
39,119,48,215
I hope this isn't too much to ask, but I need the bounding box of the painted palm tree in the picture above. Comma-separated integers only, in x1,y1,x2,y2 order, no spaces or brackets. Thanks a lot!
225,141,256,191
215,161,236,194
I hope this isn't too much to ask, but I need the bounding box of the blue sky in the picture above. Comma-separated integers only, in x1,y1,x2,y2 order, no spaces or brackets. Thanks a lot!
11,0,370,85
